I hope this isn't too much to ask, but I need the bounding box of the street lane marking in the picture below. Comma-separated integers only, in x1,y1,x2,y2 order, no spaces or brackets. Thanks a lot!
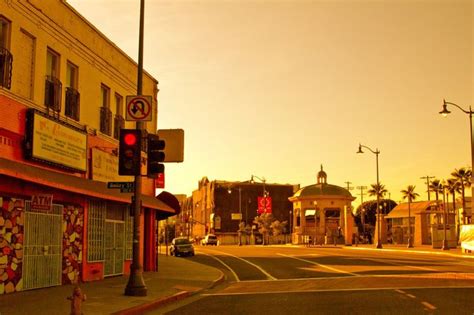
421,301,437,310
394,289,405,294
277,253,359,277
406,293,416,299
199,251,240,282
203,249,277,280
360,257,437,272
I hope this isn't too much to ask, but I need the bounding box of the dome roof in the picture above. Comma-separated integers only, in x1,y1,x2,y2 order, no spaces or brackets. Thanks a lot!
293,183,353,198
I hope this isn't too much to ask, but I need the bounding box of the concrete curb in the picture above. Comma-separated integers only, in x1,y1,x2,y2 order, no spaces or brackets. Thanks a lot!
342,246,474,259
113,269,226,315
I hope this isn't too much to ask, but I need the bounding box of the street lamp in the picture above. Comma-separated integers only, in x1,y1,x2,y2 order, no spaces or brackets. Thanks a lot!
441,182,449,250
228,185,243,245
440,99,473,224
357,143,383,249
250,175,268,214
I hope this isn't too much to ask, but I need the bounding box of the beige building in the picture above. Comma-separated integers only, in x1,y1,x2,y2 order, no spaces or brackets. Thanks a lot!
289,166,356,245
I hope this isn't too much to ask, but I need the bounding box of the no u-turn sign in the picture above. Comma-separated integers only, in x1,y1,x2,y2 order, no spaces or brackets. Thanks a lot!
126,95,153,121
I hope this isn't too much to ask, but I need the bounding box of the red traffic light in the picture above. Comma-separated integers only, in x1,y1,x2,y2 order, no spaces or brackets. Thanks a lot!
124,133,138,146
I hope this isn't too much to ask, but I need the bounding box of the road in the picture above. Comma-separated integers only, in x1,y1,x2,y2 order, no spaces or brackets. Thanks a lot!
153,245,474,314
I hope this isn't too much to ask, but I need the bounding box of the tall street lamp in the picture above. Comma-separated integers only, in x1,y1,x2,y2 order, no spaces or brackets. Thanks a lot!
357,143,383,249
439,99,473,224
228,185,243,245
441,182,449,250
250,175,268,214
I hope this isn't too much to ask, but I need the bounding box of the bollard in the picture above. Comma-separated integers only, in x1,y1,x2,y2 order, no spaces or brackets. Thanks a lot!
67,286,87,315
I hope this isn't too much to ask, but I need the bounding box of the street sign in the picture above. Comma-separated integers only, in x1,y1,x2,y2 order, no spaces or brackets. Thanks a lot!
107,181,135,190
120,188,135,193
125,95,152,121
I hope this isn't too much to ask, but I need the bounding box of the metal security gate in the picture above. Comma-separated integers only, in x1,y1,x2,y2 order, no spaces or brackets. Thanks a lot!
104,220,125,276
23,201,63,290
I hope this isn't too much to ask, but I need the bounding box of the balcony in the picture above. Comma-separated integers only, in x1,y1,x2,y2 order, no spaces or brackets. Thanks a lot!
44,75,62,112
0,47,13,89
100,107,112,136
113,115,125,140
65,87,80,121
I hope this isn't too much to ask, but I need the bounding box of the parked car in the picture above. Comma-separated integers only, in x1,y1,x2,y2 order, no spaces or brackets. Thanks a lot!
170,237,195,257
201,234,218,246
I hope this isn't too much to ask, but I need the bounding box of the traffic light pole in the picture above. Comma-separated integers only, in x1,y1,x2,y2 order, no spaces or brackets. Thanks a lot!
125,0,147,297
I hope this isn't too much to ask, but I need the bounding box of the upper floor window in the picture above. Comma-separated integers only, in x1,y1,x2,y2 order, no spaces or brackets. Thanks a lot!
65,61,80,121
0,16,12,89
100,84,112,135
113,93,124,139
44,48,61,112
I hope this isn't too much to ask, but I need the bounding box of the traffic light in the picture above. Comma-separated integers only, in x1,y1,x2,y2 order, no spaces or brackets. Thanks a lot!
147,133,165,177
118,129,142,176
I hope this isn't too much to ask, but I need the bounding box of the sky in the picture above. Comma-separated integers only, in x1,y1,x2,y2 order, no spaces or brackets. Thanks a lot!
67,0,473,204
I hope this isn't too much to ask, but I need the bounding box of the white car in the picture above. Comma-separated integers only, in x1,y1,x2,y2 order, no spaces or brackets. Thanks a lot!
201,234,218,246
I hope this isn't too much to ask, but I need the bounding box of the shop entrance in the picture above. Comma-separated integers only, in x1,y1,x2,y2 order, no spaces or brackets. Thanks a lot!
23,201,63,290
104,220,125,277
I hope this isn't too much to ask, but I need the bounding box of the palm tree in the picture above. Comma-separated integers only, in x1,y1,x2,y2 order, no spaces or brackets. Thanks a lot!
446,178,461,214
429,179,443,208
368,183,388,199
401,185,419,248
451,167,472,224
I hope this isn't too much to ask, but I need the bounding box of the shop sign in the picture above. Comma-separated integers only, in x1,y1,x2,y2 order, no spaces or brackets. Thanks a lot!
257,196,272,214
31,194,53,213
25,110,87,172
92,148,133,182
231,213,242,220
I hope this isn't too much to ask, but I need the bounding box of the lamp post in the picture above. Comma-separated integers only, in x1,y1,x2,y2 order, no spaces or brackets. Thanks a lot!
439,99,473,225
441,182,449,250
357,143,383,249
250,175,267,214
228,185,243,245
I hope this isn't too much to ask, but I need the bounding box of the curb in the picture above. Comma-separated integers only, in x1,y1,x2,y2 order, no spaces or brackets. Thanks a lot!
113,270,226,315
342,246,474,259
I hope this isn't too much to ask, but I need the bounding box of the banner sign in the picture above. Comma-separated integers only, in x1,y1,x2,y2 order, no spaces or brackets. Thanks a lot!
231,213,242,220
31,194,53,213
257,196,272,214
155,172,165,189
25,110,87,172
92,148,133,182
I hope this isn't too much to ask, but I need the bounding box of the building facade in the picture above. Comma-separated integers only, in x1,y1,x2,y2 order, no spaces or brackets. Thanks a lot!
289,166,356,245
185,177,297,244
0,0,175,294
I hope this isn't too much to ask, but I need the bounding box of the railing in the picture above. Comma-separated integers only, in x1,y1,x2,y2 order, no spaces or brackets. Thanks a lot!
100,106,112,136
44,75,62,112
0,47,13,89
113,114,125,139
65,87,80,121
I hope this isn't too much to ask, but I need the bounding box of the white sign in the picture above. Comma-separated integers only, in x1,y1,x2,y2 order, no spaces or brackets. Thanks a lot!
231,213,242,220
126,95,152,121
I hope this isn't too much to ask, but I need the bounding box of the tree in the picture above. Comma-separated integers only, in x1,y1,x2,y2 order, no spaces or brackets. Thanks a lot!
401,185,419,248
367,183,388,199
253,213,274,245
354,199,397,231
451,167,472,224
446,178,461,214
270,219,288,243
428,179,443,205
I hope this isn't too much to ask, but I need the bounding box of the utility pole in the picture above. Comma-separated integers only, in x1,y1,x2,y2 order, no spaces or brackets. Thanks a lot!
125,0,147,296
344,181,354,192
357,186,368,233
420,175,435,201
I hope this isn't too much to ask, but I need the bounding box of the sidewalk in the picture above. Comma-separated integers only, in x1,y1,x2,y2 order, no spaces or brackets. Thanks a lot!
0,254,224,315
342,243,474,259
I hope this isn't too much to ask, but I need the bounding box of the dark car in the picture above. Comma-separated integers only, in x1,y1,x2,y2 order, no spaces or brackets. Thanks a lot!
170,237,195,257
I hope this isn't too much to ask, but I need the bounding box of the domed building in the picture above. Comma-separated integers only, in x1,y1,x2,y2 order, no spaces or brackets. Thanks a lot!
289,166,356,245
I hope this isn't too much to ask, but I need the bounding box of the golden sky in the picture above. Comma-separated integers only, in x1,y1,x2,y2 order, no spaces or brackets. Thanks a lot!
68,0,473,204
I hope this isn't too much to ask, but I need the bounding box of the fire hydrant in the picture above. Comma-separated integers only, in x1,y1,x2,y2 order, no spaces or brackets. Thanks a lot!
67,286,87,315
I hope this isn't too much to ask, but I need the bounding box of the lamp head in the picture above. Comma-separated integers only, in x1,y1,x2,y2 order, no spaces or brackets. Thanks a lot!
250,175,254,184
356,144,364,154
228,188,232,194
439,99,451,117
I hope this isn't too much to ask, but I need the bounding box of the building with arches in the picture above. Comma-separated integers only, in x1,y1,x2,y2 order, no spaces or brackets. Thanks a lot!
289,166,356,245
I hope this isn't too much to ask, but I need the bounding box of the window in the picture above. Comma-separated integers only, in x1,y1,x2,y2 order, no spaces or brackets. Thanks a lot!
113,93,124,139
65,61,80,121
0,16,12,89
45,48,61,112
99,84,112,135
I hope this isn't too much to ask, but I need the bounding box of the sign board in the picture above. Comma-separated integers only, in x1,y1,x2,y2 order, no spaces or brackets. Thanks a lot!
157,129,184,162
257,196,272,214
107,182,135,190
92,148,134,182
231,213,242,220
31,194,53,213
126,95,152,121
25,110,87,172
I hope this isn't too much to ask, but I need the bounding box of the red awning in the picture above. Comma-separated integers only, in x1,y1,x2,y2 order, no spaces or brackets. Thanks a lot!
0,157,175,214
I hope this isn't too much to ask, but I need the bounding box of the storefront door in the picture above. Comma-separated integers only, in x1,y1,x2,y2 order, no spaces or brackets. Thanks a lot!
104,220,124,276
23,201,62,290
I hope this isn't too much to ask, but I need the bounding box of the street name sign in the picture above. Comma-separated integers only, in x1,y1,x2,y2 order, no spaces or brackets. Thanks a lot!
107,182,135,190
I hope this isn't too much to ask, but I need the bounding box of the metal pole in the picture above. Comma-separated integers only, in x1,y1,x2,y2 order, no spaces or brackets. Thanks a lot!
375,151,382,249
420,176,434,201
407,197,413,248
442,186,449,250
470,109,474,225
125,0,147,296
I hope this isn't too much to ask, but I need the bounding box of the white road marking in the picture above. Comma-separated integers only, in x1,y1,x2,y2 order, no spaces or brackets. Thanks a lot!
277,253,359,276
361,257,437,272
394,289,405,294
198,251,240,282
406,293,416,299
421,301,437,310
203,249,277,280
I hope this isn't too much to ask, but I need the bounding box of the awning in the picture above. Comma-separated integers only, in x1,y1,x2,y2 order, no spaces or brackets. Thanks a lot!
0,158,175,214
